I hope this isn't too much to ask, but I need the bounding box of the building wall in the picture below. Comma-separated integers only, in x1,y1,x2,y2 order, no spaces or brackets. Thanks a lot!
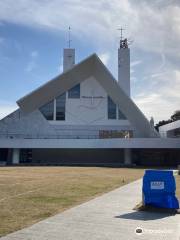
50,76,131,126
32,148,180,166
0,109,56,137
159,120,180,138
118,48,130,96
133,149,180,166
0,109,137,139
0,77,141,139
1,148,179,167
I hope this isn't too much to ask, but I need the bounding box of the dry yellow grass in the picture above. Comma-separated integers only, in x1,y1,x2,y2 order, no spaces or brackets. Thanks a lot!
0,167,145,237
176,175,180,201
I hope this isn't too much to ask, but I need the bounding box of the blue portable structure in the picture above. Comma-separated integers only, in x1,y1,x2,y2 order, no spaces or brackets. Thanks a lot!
143,170,179,209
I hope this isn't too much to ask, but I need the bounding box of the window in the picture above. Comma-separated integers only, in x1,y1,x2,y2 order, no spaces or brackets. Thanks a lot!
99,130,133,139
118,109,126,120
39,92,66,121
56,93,66,120
108,96,116,119
68,84,80,98
20,149,32,163
40,100,54,120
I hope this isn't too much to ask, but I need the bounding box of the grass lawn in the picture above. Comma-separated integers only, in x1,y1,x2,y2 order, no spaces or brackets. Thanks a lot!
175,175,180,201
0,167,144,237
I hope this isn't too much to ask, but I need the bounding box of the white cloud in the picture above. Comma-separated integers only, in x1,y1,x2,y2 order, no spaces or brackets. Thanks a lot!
98,52,110,66
0,0,180,62
31,50,38,58
130,60,142,76
0,37,4,44
0,0,179,56
0,1,179,59
59,64,63,73
150,72,166,79
133,69,180,123
56,57,63,73
25,61,36,73
0,101,17,120
131,60,142,67
25,50,39,72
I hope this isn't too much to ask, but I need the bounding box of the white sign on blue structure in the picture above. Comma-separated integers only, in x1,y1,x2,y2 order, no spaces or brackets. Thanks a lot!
150,181,165,190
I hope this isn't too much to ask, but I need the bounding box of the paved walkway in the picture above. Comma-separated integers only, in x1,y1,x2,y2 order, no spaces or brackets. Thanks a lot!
1,179,180,240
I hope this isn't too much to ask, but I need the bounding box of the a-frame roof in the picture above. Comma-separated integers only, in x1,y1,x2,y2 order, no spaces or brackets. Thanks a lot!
17,54,159,138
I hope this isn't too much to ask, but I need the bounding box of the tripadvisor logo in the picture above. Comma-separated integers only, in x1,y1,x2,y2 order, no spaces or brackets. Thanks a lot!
135,227,143,235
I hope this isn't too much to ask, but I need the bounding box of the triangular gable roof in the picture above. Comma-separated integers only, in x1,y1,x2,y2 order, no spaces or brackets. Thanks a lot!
17,54,159,138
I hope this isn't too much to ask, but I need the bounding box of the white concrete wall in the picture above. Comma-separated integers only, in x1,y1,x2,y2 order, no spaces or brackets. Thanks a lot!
0,77,139,139
118,48,130,97
12,148,20,164
159,120,180,137
50,76,131,127
0,108,137,139
63,48,75,72
0,138,179,149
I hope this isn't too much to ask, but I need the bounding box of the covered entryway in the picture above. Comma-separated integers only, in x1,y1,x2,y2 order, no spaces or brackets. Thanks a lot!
0,148,9,165
32,148,125,166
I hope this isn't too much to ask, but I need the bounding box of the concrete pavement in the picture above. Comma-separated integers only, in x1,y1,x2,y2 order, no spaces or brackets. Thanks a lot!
1,179,180,240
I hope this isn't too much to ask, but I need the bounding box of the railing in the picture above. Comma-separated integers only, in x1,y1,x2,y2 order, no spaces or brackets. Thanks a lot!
0,133,99,140
0,133,133,140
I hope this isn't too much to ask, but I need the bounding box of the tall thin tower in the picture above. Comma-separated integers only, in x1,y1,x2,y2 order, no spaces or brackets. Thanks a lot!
118,28,130,97
63,26,75,72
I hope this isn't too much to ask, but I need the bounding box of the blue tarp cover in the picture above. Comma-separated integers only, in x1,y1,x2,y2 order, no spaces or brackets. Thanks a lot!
143,170,179,209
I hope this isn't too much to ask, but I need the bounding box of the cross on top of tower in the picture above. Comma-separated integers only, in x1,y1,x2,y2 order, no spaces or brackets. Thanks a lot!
118,27,125,41
68,26,72,48
117,27,129,49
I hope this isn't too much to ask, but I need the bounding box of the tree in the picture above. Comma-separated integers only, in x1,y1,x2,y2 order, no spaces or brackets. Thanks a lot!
171,110,180,121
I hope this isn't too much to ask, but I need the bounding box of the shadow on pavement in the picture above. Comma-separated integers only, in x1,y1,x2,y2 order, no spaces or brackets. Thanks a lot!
115,211,176,221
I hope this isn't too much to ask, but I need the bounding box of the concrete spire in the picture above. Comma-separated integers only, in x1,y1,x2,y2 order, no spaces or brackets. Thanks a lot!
118,37,130,97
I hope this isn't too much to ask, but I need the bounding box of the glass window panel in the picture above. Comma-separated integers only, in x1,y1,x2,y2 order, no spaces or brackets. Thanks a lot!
68,84,80,98
108,96,116,119
118,109,126,120
56,93,66,120
39,100,54,120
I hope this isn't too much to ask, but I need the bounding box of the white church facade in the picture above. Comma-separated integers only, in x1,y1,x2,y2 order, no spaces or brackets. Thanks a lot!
0,38,179,166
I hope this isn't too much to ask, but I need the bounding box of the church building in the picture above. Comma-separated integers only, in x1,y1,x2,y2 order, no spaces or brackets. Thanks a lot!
0,37,179,166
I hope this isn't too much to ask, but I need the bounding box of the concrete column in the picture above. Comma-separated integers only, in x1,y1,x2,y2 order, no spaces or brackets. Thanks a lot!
118,47,130,97
63,48,75,72
124,148,132,165
12,148,20,164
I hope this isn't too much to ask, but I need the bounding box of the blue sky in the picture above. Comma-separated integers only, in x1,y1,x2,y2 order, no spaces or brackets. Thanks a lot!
0,0,180,123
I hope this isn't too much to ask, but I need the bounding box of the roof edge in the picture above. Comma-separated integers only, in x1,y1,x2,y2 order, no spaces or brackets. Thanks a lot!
17,53,97,106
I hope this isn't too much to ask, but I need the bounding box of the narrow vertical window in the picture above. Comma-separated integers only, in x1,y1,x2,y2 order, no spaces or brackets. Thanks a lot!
56,93,66,120
108,96,116,119
39,100,54,120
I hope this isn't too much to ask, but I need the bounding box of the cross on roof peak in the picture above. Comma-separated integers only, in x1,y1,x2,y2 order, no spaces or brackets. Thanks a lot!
68,26,72,48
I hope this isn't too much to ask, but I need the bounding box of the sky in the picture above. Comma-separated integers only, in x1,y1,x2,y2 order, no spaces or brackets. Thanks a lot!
0,0,180,123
